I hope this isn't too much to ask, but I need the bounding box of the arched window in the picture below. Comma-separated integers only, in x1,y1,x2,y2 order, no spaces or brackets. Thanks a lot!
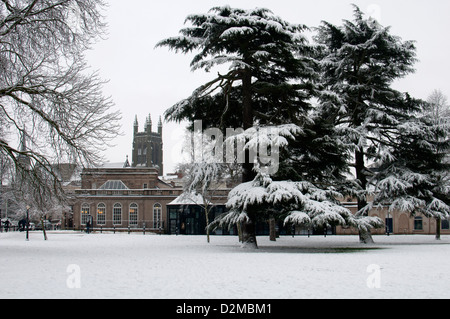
129,203,138,226
153,203,162,229
97,203,106,225
81,204,90,225
113,203,122,225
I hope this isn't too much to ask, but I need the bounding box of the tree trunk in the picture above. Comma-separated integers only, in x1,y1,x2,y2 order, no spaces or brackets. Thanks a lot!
241,210,258,249
240,67,258,249
359,229,374,244
242,68,255,183
269,218,277,242
205,209,210,244
355,149,374,244
436,218,441,240
237,223,243,243
41,218,48,241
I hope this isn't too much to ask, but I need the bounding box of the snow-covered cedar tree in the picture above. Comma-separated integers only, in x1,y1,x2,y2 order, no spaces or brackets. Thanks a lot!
209,125,383,246
373,102,450,239
276,108,350,186
315,5,421,243
213,171,383,243
0,0,121,204
274,106,386,236
157,6,318,247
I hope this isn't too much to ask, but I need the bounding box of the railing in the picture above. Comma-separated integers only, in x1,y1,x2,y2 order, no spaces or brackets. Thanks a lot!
75,189,181,197
79,221,165,235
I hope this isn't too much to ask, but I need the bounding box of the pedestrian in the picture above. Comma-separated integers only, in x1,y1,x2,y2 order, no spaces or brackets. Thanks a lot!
4,220,10,233
18,219,26,232
86,220,91,234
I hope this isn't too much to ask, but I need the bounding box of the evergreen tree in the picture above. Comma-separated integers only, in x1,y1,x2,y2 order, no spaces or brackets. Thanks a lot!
276,108,350,186
157,6,317,248
373,101,450,240
316,5,421,243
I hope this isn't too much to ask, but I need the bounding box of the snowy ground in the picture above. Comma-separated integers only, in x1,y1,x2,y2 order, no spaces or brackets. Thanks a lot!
1,231,449,299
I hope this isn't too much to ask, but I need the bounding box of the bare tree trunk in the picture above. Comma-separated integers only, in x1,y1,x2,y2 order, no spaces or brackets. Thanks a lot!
41,218,48,241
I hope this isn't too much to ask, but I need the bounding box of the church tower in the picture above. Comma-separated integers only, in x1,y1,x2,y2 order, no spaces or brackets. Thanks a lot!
131,114,164,175
18,128,31,170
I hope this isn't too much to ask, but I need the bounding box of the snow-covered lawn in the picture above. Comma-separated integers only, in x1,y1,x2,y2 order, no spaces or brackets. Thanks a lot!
1,231,449,299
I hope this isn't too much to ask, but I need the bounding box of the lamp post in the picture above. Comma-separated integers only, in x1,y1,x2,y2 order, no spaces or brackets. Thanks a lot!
26,205,30,241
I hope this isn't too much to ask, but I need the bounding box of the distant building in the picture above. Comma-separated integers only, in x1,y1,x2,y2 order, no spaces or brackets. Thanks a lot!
132,114,163,175
72,166,182,232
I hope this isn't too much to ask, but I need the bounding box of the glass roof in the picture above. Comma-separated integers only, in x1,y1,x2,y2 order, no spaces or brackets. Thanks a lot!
98,180,129,190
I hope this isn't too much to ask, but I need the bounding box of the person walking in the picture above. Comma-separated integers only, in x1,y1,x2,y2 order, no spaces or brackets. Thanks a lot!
86,219,91,234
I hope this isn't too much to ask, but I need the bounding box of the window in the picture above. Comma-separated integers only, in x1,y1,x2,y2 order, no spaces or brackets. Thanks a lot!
113,203,122,225
385,216,393,234
414,216,423,230
97,203,106,225
98,180,129,190
129,203,138,226
442,219,449,230
153,203,162,229
81,204,90,225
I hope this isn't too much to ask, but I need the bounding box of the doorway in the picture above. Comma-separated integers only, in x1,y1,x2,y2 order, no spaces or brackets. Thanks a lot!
385,217,393,234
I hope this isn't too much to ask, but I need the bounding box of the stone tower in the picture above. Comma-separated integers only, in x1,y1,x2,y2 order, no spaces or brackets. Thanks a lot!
131,114,164,175
18,128,31,170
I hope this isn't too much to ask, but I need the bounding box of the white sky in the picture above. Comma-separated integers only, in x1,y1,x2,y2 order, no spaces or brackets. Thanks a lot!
86,0,450,173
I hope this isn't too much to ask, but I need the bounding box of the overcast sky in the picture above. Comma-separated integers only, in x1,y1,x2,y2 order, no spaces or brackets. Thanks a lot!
86,0,450,174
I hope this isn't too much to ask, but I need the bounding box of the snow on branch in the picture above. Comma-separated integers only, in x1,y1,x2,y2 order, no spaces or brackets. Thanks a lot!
220,26,254,38
223,172,356,229
225,124,302,153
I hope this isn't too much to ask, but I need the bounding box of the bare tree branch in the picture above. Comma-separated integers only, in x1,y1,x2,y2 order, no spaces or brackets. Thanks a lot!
0,0,121,205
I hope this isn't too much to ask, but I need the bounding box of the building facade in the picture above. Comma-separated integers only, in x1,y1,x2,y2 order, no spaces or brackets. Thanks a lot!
72,167,182,232
335,202,450,236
